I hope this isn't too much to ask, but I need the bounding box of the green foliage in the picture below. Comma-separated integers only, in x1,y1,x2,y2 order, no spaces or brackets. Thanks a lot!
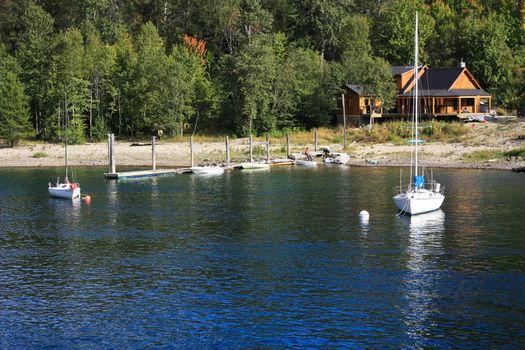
504,147,525,158
373,0,435,64
17,4,55,135
32,151,48,158
456,13,516,106
0,46,32,146
0,0,524,144
427,1,458,67
463,149,504,162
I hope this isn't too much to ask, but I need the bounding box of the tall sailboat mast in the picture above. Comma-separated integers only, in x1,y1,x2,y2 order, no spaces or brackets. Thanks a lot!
64,88,68,182
413,12,419,178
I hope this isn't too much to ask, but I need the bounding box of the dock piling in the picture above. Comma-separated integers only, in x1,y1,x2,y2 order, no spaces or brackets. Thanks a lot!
249,134,253,162
190,136,194,167
286,133,290,158
314,130,318,152
152,136,156,170
342,93,347,148
266,134,270,162
108,133,116,173
226,136,231,166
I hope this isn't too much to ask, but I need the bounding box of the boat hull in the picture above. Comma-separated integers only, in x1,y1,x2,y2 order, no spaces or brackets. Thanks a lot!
393,190,444,215
295,160,317,167
48,185,81,199
335,154,349,164
190,166,224,175
239,162,270,170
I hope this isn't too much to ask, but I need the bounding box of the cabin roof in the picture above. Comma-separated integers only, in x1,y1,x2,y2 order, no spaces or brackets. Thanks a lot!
345,83,364,95
422,67,465,90
391,66,415,75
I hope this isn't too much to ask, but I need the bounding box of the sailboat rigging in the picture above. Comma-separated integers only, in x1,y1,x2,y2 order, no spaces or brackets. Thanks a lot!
392,12,445,215
48,89,81,199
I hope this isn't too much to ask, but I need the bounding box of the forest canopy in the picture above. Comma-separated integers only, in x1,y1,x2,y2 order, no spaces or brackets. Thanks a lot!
0,0,524,143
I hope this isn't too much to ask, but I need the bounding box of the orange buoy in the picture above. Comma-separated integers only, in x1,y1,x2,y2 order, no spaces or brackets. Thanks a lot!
84,195,91,203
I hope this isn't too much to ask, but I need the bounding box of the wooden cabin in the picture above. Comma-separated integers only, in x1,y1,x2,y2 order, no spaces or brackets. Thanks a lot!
336,62,492,122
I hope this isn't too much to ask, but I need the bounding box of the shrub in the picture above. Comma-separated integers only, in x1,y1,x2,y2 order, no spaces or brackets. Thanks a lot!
32,151,48,158
504,147,525,158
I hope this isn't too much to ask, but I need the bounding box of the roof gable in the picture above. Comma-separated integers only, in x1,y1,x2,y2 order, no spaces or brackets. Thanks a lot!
402,65,428,93
450,68,482,90
407,67,483,92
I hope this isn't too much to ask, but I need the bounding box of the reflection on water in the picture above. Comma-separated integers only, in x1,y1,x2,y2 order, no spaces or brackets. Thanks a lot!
399,210,445,346
48,196,82,227
0,167,524,348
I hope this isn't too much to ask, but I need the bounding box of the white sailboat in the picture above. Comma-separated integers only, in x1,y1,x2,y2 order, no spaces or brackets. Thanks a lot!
393,13,444,215
48,91,81,199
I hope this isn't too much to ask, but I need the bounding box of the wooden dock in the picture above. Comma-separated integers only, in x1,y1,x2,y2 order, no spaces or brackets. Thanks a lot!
104,168,189,179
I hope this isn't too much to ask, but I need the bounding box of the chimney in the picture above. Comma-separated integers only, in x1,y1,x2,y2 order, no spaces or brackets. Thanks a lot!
458,59,466,68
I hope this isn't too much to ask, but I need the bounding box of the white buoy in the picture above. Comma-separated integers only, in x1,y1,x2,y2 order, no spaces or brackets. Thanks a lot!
359,210,370,221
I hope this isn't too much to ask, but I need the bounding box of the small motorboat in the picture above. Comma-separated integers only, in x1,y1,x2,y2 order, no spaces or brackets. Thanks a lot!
335,153,349,164
271,158,294,166
190,166,225,175
295,160,317,167
324,153,349,165
239,162,270,170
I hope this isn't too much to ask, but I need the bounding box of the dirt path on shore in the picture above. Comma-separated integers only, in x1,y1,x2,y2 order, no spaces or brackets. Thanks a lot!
2,119,525,170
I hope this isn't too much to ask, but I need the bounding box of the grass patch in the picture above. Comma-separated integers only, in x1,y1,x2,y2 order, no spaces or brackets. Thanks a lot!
504,147,525,158
119,121,471,146
464,146,525,163
32,151,48,158
463,149,504,162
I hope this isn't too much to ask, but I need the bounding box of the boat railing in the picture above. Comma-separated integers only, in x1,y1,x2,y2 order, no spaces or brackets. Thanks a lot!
428,180,445,194
393,181,445,195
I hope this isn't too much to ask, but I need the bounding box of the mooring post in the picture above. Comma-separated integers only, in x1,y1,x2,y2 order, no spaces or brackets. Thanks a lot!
266,134,270,162
107,133,111,173
314,130,318,152
152,136,156,170
190,136,194,167
286,133,290,159
226,136,231,166
249,134,253,162
342,93,347,148
110,133,116,173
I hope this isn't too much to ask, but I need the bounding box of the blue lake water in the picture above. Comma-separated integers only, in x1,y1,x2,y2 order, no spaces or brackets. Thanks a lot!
0,166,524,348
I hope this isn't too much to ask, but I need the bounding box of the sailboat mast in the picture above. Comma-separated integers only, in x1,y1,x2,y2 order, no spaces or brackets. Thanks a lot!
414,12,419,178
64,88,68,182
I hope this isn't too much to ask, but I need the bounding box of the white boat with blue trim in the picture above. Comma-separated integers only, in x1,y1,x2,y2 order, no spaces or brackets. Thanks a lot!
393,13,445,215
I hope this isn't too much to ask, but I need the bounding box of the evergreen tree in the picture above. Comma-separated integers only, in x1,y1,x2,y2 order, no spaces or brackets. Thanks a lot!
0,46,32,146
17,4,55,136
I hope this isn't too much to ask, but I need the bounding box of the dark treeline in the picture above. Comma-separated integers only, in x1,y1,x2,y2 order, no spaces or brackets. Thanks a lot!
1,0,525,145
